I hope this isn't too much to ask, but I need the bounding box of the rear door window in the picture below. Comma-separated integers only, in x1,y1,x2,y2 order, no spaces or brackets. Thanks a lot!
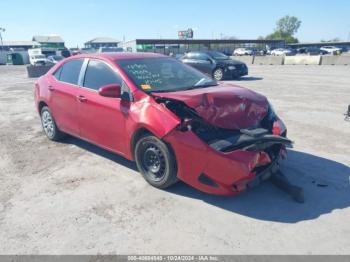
58,59,84,85
192,53,209,61
83,59,122,91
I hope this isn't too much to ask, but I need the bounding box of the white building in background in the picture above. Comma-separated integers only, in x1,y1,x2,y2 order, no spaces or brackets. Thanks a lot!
32,35,65,50
84,37,120,49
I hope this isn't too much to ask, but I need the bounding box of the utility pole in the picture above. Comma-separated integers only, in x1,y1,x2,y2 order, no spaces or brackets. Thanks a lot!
0,27,5,51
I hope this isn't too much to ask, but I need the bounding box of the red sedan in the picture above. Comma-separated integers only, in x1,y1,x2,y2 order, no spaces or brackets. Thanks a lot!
34,52,291,196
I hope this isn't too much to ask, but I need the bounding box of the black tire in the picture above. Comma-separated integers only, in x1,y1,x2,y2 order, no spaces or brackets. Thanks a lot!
40,106,65,141
134,134,178,189
213,68,224,81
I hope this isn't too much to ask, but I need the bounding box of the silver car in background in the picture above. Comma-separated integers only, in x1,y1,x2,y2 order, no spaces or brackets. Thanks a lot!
270,48,295,56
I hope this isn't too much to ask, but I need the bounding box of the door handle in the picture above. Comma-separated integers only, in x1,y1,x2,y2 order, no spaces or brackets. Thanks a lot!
48,85,55,91
76,95,87,103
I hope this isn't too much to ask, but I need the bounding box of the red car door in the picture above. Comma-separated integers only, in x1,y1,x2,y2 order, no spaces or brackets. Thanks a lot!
77,59,128,155
48,59,84,136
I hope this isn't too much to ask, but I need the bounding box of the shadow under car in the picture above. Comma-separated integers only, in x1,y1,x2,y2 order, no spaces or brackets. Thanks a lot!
59,136,350,223
166,149,350,223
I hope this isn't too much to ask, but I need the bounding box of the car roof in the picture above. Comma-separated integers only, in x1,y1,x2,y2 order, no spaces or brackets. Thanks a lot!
70,52,167,61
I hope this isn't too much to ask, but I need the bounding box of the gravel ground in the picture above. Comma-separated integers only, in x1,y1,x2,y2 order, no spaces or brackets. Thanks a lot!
0,65,349,254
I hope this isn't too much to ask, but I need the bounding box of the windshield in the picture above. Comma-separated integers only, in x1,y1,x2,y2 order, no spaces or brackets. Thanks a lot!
206,51,229,60
116,57,217,93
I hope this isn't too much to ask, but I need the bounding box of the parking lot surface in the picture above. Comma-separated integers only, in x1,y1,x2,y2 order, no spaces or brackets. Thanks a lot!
0,65,349,254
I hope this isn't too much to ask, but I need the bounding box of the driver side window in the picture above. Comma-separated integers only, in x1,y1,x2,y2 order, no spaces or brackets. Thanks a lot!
83,59,122,91
189,53,210,61
53,59,84,85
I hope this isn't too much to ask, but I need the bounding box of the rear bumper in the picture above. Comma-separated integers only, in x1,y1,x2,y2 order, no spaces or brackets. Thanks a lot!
164,129,288,196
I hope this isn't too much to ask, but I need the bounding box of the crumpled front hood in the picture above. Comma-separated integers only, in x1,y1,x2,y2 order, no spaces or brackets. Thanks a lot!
153,83,269,130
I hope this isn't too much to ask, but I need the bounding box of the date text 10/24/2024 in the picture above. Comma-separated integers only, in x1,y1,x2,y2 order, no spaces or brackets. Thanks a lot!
127,255,219,261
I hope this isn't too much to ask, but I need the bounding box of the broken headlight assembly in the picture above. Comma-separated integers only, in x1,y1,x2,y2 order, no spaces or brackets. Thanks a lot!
153,93,303,202
261,101,287,136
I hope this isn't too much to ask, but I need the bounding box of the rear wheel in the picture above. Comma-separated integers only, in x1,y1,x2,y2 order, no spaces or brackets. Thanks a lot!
40,106,65,141
134,134,178,189
213,68,224,81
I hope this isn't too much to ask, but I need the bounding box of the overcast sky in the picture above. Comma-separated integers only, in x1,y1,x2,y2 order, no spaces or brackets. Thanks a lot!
1,0,349,47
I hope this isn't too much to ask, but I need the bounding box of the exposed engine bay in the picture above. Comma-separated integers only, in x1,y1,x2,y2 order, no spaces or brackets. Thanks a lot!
155,97,292,153
155,96,303,203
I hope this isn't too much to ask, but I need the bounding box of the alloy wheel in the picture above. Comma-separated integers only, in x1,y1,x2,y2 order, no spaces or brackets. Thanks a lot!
41,110,55,138
213,69,223,81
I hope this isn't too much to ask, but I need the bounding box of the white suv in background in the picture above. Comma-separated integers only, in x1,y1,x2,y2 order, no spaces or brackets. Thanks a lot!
233,48,254,56
320,46,342,55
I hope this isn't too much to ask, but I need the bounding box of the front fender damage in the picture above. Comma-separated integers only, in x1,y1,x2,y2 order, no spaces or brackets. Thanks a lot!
164,130,273,195
156,96,301,199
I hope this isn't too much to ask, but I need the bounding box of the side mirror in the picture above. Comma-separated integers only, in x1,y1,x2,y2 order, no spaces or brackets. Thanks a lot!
98,84,121,98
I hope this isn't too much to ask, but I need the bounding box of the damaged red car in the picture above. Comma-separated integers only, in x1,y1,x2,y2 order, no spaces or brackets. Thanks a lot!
34,53,291,196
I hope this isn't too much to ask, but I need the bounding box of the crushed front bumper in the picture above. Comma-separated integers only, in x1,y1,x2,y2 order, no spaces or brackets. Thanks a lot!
164,128,291,196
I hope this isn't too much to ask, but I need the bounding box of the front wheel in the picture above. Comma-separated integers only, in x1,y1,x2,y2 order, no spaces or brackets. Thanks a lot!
213,68,224,81
134,134,178,189
40,106,65,141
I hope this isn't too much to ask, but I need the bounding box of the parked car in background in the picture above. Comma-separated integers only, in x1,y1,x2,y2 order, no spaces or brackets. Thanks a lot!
47,55,64,64
98,47,124,53
233,48,254,56
181,51,248,81
174,54,184,60
255,49,267,56
320,46,342,55
34,52,291,196
296,47,326,55
29,54,49,66
341,46,349,53
270,48,295,56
